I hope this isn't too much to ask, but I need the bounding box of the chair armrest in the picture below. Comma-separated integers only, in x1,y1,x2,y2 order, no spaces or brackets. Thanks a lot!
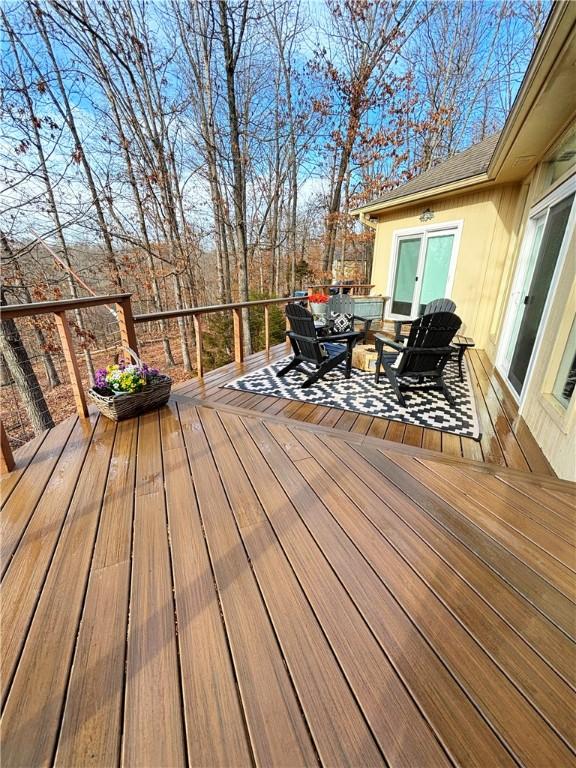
287,331,320,344
403,345,457,355
394,318,415,342
353,315,372,332
323,330,362,342
374,334,404,352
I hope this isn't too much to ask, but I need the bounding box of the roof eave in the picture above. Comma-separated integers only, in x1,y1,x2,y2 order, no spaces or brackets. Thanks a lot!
487,2,574,180
352,172,491,217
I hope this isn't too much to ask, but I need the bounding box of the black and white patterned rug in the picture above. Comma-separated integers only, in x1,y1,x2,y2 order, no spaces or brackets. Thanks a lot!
225,354,481,440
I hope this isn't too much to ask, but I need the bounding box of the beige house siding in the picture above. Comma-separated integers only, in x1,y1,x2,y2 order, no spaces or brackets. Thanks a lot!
370,185,521,349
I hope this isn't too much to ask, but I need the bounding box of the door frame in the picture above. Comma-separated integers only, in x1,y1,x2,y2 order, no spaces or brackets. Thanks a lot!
496,173,576,404
386,220,463,320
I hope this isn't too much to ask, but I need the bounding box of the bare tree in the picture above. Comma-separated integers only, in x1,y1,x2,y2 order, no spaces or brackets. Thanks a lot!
312,0,421,273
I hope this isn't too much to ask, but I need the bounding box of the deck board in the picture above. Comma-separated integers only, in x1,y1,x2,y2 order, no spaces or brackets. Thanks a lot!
1,417,116,767
1,395,574,768
1,415,99,706
306,432,575,688
179,403,317,767
200,406,386,766
243,418,519,767
160,404,252,767
291,447,574,767
123,411,186,767
226,415,454,768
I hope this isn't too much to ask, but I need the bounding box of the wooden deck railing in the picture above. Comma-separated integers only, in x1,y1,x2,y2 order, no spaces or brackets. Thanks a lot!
0,292,300,471
1,293,137,472
133,295,299,376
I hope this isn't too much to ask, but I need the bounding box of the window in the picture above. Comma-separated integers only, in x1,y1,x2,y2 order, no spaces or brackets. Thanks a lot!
552,317,576,408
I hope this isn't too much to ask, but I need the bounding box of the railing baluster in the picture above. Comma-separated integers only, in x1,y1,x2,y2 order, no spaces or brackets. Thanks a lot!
54,311,89,418
1,421,15,474
232,308,244,364
264,305,270,355
116,297,138,355
193,314,203,377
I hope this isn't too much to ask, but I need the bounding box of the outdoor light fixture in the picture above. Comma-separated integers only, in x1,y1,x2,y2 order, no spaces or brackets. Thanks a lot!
419,208,434,222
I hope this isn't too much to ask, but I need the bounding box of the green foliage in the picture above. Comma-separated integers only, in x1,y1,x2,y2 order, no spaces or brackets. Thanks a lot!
202,313,233,370
294,259,313,287
248,292,286,350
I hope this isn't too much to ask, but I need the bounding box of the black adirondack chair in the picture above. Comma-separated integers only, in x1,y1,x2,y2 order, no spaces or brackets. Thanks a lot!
328,294,372,342
394,298,456,343
375,311,462,406
278,303,361,388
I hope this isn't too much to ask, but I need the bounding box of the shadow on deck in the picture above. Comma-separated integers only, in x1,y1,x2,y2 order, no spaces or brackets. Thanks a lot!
1,345,574,767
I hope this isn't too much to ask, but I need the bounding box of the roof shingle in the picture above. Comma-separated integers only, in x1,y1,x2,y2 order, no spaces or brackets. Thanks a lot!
365,132,501,208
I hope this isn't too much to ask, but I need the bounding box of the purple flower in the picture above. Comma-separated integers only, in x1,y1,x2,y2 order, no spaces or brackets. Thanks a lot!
94,368,107,388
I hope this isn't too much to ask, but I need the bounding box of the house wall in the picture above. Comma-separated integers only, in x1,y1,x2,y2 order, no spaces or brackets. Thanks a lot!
496,160,576,480
370,185,521,351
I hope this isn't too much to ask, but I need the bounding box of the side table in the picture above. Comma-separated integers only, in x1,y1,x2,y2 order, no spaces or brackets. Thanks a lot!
452,335,475,381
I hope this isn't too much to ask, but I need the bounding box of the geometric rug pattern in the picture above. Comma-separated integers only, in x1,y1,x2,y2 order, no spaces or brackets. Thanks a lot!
226,352,482,440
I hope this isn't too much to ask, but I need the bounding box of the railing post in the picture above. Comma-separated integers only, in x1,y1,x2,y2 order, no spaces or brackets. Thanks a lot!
264,304,270,355
193,314,203,377
116,296,138,355
54,311,89,418
1,421,15,474
232,307,244,364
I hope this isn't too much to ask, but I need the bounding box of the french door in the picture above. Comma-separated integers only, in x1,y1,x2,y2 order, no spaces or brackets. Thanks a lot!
499,177,576,398
389,225,460,319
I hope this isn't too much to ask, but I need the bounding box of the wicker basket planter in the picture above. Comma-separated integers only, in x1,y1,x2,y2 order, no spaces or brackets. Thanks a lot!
88,348,172,421
88,375,172,421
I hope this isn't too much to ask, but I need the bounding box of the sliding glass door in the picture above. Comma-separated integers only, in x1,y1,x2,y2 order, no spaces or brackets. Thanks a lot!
390,226,458,318
500,181,575,397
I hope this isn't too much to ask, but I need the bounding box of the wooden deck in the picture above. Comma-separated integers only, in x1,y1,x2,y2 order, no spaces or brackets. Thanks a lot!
1,393,575,767
174,341,555,474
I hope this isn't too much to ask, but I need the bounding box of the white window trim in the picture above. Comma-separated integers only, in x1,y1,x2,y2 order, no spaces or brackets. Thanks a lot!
386,220,463,320
496,174,576,406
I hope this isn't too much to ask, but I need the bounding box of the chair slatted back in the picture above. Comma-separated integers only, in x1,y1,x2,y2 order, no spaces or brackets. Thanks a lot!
285,303,324,364
399,312,461,375
423,298,456,315
328,294,355,316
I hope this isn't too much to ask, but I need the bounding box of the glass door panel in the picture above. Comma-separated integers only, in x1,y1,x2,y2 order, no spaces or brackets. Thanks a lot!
508,193,575,394
391,237,420,316
418,234,454,314
505,217,545,365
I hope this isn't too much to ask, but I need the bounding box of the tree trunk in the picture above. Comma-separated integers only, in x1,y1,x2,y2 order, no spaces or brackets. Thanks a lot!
173,273,192,372
0,290,54,432
218,0,252,354
0,354,14,387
